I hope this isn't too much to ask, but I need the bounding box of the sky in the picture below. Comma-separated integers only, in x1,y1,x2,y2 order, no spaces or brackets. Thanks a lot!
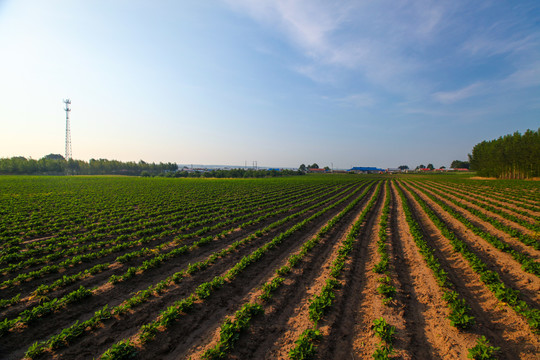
0,0,539,169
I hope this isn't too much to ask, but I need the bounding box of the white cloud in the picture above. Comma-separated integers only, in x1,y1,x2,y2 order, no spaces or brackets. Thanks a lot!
223,0,448,88
432,83,483,104
500,63,540,88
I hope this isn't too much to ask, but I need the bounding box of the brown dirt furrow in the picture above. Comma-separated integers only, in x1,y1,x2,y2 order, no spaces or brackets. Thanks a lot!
426,180,540,225
0,183,360,321
404,181,540,305
1,183,368,360
389,181,472,359
399,181,540,359
418,181,537,239
317,180,413,360
52,182,370,360
462,184,540,209
183,183,379,360
0,183,350,295
412,181,540,261
232,183,380,360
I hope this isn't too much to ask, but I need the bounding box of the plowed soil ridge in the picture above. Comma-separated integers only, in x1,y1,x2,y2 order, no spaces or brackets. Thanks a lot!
392,181,475,359
426,180,540,222
398,181,540,359
2,183,367,360
403,181,540,307
181,182,379,360
52,181,370,360
315,180,391,359
411,181,540,260
418,181,538,237
231,182,382,360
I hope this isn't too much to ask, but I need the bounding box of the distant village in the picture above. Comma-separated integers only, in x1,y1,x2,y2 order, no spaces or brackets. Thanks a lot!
177,165,470,174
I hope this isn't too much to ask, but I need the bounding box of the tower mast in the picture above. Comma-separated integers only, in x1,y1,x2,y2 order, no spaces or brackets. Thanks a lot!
63,99,72,160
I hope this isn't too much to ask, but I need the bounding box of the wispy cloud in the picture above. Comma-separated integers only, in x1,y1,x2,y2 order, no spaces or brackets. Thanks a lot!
432,62,540,104
462,34,540,57
500,63,540,88
224,0,540,114
223,0,448,89
432,83,483,104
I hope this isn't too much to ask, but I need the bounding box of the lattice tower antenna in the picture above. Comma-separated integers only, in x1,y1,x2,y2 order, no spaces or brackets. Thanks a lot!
63,98,72,160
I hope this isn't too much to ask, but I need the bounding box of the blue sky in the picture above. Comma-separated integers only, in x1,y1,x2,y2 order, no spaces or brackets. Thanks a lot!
0,0,538,169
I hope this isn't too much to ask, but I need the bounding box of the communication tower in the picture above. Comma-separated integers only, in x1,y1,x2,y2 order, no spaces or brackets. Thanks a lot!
63,99,72,160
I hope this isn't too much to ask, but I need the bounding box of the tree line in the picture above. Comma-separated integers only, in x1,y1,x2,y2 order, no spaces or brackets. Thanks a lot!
171,168,304,178
0,155,177,176
469,128,539,179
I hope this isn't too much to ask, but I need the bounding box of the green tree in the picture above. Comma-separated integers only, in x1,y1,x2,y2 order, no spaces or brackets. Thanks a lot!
398,165,409,170
427,163,434,170
469,128,539,178
44,154,65,161
451,160,470,169
299,164,307,172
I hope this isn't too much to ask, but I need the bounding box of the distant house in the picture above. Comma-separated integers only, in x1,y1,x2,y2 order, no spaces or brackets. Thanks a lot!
348,167,385,174
308,168,327,173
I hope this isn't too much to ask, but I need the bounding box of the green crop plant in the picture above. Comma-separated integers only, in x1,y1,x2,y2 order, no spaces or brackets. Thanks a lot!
467,336,500,360
289,328,322,360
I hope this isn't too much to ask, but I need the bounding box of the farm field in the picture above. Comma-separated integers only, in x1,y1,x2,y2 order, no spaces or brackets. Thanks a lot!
0,175,538,359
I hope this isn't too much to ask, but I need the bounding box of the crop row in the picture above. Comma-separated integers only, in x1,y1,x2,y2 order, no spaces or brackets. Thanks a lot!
2,182,361,325
0,182,319,265
395,182,475,330
426,180,540,222
0,183,326,274
399,181,540,333
423,181,539,232
23,180,370,358
199,182,378,359
1,182,345,289
288,182,382,359
406,181,540,275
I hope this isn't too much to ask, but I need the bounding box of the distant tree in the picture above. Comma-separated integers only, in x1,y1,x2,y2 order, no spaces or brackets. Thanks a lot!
299,164,307,172
469,128,539,178
440,166,446,169
451,160,470,169
398,165,409,170
309,163,319,169
43,154,65,161
324,166,330,171
427,163,434,170
416,164,425,170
